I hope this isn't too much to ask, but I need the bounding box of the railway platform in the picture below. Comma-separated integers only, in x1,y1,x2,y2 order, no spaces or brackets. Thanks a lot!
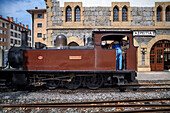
137,71,170,80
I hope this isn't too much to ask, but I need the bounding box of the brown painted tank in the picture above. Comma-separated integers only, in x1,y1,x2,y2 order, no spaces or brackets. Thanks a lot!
23,31,137,71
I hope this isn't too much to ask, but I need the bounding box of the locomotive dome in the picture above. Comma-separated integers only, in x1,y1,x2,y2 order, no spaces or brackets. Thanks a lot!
55,34,67,47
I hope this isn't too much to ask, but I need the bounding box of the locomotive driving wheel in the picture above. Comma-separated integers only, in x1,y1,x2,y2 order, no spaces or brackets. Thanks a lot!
64,76,82,90
44,80,60,90
85,74,103,89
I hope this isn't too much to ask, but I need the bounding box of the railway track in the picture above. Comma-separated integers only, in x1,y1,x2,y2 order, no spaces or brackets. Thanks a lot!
0,98,170,112
0,83,170,92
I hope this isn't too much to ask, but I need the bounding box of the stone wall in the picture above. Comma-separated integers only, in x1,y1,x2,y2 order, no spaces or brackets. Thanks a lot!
134,37,153,45
131,7,154,26
83,7,111,26
52,29,93,40
156,30,170,36
51,1,63,26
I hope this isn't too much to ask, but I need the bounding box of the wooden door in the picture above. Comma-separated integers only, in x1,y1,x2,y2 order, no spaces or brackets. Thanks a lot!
155,48,164,71
150,40,166,71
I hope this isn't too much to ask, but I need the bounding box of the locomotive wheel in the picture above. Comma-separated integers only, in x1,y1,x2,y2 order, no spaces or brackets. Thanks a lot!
64,76,82,90
44,80,60,90
85,74,103,89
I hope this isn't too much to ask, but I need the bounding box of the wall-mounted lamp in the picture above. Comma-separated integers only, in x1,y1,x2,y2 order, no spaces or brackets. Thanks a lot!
141,48,147,54
42,34,46,41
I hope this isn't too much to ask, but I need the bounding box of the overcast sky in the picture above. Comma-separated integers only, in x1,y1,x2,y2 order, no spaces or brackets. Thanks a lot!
0,0,170,29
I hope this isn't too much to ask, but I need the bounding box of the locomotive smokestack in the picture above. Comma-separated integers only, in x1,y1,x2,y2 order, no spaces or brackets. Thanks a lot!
21,31,28,47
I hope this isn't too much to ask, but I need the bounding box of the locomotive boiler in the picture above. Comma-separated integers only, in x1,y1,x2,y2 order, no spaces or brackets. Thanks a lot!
0,31,137,90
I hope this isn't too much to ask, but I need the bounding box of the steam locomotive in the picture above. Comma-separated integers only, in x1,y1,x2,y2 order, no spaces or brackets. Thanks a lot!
0,31,137,90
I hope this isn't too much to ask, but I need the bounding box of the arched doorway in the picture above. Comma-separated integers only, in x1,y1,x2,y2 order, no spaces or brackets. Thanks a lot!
68,42,79,46
150,40,170,71
67,36,84,46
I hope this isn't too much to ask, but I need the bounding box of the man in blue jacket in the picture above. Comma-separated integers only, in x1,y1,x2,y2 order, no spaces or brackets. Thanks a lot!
112,41,123,70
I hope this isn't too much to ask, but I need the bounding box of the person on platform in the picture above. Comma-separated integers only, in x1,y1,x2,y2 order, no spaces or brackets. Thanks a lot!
111,41,123,70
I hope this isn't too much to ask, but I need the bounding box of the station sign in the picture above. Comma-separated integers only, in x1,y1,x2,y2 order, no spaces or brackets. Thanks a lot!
133,31,155,37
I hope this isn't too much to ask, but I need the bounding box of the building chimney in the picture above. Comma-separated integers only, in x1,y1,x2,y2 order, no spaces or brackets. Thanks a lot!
35,7,38,9
23,24,25,27
26,25,29,29
19,22,22,26
10,17,13,22
7,16,9,20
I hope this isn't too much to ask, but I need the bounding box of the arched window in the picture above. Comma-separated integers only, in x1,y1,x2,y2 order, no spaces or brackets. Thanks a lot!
113,6,119,21
157,6,162,21
166,6,170,21
66,6,72,22
122,6,128,21
75,6,80,21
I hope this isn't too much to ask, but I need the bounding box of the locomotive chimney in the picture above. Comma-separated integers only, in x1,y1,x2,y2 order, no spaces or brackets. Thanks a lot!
21,31,28,47
55,34,67,47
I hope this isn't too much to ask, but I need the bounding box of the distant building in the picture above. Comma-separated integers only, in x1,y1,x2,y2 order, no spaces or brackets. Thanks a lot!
0,15,9,50
0,16,31,50
27,8,47,46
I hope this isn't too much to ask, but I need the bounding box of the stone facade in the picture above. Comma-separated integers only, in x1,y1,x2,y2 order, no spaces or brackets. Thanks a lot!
156,30,170,36
52,29,92,41
131,7,154,26
134,37,153,45
83,7,111,26
51,1,63,26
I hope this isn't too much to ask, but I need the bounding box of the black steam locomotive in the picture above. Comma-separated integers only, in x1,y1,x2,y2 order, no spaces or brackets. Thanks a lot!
0,31,137,90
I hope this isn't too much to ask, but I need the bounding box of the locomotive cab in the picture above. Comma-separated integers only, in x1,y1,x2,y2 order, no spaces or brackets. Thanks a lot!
101,35,130,70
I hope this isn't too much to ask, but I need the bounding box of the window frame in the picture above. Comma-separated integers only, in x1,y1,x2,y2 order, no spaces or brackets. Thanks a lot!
37,33,42,38
11,31,13,36
2,23,5,28
166,6,170,21
37,14,43,18
11,24,13,29
18,34,20,38
157,6,162,22
113,6,119,21
37,23,42,28
15,26,17,31
11,39,13,44
15,40,17,44
66,6,72,22
122,6,128,21
15,33,17,38
75,6,81,22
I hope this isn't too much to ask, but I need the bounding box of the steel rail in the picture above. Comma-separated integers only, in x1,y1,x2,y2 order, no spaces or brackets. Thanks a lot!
0,98,170,109
1,104,170,109
22,98,170,105
112,108,170,113
1,98,169,107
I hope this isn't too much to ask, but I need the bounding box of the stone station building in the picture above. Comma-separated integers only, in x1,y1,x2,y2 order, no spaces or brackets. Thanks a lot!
30,0,170,72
